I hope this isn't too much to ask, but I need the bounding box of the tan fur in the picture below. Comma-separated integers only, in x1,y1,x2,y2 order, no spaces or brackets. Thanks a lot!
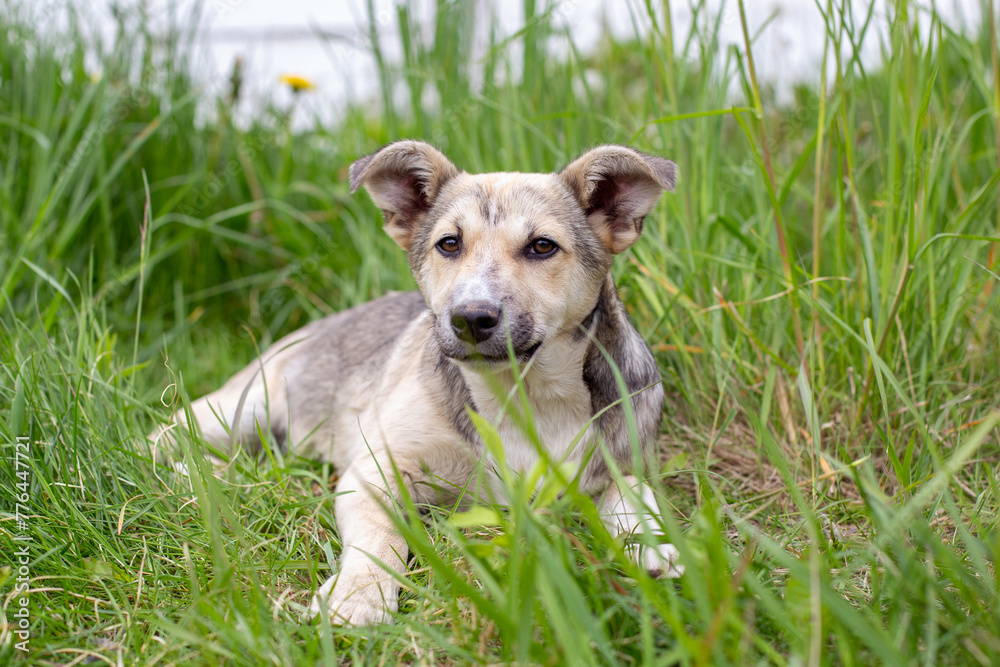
149,141,682,625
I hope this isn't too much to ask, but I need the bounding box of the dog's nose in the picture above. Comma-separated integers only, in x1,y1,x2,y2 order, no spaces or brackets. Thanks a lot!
451,301,501,344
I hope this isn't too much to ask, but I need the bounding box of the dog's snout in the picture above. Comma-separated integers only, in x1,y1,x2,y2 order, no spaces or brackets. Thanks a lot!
451,301,501,344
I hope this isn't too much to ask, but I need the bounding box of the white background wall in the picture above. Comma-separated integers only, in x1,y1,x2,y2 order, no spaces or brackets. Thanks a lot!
20,0,987,126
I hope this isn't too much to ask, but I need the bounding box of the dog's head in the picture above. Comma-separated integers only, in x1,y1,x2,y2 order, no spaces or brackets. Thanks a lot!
350,140,676,364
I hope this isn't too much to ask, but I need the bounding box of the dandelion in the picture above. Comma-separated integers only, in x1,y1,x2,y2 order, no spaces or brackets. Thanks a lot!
279,74,316,94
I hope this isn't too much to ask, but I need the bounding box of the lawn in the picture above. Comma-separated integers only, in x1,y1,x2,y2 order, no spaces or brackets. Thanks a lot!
1,0,999,664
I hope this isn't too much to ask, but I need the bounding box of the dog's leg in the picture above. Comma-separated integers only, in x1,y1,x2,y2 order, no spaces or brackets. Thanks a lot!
599,475,684,578
310,459,412,625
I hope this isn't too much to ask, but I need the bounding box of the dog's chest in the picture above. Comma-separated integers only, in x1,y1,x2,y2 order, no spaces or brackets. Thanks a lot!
466,368,596,474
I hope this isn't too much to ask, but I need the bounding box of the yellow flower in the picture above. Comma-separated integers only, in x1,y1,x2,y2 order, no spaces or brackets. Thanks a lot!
279,74,316,93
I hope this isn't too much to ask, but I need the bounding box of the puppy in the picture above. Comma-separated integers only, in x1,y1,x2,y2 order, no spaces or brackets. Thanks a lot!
150,141,682,625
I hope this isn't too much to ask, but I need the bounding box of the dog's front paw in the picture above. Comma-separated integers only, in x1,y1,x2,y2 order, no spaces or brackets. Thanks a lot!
631,541,685,579
310,592,394,626
310,573,397,626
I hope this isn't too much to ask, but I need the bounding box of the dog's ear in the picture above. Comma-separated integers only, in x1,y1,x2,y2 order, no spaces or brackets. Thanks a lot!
559,145,676,254
350,141,459,251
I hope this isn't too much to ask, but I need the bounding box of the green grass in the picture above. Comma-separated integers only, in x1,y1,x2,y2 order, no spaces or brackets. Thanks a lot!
2,0,1000,664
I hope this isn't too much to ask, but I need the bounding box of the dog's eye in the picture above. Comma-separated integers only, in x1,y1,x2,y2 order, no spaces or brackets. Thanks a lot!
437,236,461,254
527,238,558,257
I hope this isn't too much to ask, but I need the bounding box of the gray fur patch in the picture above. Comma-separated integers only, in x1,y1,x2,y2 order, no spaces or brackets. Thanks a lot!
579,276,664,488
288,292,431,441
423,347,481,451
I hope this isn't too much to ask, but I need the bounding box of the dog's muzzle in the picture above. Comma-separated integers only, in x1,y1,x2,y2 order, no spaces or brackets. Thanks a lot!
439,300,540,363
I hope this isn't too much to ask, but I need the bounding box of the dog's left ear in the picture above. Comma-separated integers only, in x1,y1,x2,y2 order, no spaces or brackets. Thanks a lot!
350,140,459,251
559,145,676,254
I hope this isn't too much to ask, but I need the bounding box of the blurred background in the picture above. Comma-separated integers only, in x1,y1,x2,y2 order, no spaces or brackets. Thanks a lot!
22,0,985,127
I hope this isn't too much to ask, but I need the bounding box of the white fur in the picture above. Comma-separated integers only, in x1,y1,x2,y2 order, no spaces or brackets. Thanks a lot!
451,269,497,306
599,476,684,578
457,329,597,482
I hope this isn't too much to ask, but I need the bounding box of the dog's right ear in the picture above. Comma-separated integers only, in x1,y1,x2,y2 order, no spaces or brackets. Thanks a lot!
349,141,459,251
559,145,676,255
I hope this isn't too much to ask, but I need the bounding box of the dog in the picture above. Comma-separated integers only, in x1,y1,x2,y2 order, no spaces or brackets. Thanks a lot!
150,140,683,625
